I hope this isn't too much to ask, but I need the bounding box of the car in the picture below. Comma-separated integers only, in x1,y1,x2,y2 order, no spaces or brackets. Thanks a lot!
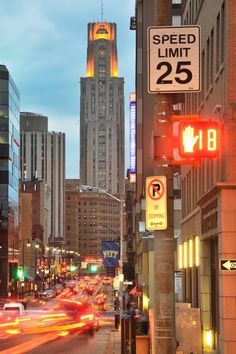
2,302,25,315
92,296,106,311
58,299,99,335
84,285,95,295
54,283,63,294
38,289,55,300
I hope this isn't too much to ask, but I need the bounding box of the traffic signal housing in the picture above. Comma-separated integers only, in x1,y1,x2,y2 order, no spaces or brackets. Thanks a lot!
178,120,219,158
70,265,77,272
89,264,98,273
17,266,24,279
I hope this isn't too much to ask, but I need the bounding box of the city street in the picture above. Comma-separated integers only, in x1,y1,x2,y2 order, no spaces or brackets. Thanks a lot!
0,317,113,354
0,278,118,354
2,0,236,352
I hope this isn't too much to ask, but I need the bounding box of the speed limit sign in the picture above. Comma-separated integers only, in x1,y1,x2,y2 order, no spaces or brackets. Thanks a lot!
148,26,200,93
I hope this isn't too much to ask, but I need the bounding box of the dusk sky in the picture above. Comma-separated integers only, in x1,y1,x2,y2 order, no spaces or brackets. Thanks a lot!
0,0,135,178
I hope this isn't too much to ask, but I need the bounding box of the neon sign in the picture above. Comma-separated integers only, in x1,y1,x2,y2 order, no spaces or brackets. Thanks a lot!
129,93,136,173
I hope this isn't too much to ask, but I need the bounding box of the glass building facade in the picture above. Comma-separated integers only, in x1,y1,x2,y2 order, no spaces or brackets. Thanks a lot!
0,65,20,298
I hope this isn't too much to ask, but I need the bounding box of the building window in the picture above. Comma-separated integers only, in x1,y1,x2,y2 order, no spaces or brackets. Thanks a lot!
220,2,225,65
216,13,220,72
210,29,214,85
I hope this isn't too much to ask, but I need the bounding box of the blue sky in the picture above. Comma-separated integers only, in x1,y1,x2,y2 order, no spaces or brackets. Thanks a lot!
0,0,135,178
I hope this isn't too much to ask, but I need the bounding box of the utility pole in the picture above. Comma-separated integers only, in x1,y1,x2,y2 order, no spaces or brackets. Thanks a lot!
153,0,176,353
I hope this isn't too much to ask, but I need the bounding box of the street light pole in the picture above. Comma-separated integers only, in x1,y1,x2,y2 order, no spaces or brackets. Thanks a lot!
80,186,124,320
119,199,124,321
100,190,124,321
153,1,176,353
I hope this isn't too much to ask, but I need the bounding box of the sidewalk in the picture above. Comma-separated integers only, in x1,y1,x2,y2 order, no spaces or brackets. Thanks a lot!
105,328,121,354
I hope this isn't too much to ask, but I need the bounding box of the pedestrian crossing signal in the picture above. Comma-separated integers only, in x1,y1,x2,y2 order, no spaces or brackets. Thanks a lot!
179,121,219,158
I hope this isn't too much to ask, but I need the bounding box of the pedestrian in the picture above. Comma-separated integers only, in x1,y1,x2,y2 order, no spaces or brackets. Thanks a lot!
114,312,120,329
114,297,120,329
126,300,131,311
114,297,120,311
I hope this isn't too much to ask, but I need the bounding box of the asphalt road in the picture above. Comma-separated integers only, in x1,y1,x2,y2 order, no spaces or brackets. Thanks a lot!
0,315,113,354
0,282,116,354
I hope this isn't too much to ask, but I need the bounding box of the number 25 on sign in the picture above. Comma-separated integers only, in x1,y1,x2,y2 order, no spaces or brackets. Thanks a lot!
148,26,200,93
178,121,220,158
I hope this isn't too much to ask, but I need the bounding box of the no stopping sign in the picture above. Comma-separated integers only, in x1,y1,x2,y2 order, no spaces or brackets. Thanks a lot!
146,176,167,231
147,178,165,201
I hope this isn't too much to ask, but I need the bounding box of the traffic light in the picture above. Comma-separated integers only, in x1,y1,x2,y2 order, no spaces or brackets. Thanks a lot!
89,264,98,273
178,121,219,158
17,266,24,278
130,16,136,30
69,265,77,272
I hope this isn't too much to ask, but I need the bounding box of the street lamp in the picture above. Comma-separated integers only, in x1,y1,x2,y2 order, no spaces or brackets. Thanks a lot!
105,193,124,324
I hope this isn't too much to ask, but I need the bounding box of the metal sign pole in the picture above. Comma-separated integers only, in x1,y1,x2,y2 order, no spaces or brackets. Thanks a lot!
153,1,176,353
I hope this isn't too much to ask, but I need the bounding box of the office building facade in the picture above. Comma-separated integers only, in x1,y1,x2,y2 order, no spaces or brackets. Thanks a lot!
179,1,236,353
0,65,20,298
65,179,80,252
80,22,125,194
77,186,121,261
20,112,65,243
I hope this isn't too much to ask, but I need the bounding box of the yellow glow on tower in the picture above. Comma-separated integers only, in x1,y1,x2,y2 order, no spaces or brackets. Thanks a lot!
86,22,118,78
86,58,94,77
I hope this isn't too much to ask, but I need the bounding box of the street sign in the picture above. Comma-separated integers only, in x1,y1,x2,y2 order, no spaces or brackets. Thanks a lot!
148,25,200,93
146,176,167,230
220,259,236,271
174,271,182,293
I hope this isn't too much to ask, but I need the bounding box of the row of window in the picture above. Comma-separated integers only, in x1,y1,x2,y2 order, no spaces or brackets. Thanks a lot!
182,157,222,217
184,1,225,115
68,199,119,208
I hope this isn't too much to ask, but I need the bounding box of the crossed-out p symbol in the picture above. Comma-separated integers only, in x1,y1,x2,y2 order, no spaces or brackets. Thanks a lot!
152,183,160,197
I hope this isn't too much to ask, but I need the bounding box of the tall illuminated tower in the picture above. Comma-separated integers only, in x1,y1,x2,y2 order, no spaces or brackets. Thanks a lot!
80,22,125,194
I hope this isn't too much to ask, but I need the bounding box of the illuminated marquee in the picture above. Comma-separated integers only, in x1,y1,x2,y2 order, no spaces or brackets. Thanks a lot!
129,93,136,174
179,121,219,158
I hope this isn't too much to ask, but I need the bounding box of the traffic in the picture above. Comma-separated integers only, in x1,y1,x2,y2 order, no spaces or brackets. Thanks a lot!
0,275,115,353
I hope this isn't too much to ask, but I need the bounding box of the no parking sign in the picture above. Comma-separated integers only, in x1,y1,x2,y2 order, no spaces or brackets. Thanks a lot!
146,176,167,230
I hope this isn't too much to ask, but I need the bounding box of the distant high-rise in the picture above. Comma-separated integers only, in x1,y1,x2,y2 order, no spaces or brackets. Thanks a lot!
20,112,65,243
80,22,125,194
0,65,20,298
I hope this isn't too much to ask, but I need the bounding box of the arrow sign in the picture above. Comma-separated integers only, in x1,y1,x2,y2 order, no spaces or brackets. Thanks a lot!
220,259,236,271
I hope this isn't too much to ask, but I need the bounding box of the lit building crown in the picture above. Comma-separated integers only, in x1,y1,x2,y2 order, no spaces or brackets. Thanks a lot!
86,22,118,78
